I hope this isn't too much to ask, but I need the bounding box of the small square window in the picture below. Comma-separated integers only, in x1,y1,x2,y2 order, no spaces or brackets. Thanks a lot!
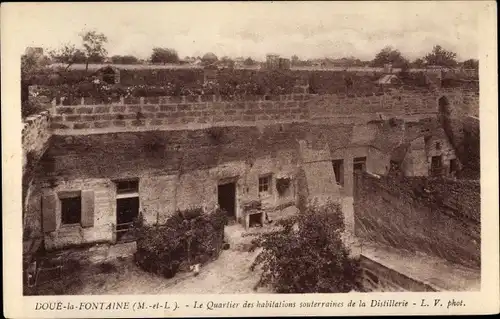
61,196,81,225
259,175,272,195
116,179,139,194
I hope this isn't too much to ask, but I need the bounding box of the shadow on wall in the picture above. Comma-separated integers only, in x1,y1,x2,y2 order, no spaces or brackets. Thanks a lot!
353,173,480,270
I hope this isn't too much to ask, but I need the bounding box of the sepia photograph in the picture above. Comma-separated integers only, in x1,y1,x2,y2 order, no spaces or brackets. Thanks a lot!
2,1,498,317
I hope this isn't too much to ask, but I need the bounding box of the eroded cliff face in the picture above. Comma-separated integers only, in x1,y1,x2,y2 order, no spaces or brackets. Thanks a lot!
354,172,480,269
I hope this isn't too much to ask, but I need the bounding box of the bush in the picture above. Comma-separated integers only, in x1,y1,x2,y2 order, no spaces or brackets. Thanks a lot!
275,177,291,196
250,201,361,293
307,71,381,95
29,68,301,101
134,207,227,278
22,100,46,119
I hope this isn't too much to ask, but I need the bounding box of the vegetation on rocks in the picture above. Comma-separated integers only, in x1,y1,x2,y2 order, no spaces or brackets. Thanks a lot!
250,201,361,293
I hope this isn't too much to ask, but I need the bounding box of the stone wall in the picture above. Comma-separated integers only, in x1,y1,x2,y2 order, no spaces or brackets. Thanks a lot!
22,111,52,239
31,119,422,250
35,153,301,250
438,88,480,177
22,111,51,172
46,90,445,135
360,255,437,292
354,173,480,269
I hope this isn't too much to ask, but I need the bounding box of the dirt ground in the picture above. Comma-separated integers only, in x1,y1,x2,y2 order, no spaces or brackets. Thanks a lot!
26,226,272,295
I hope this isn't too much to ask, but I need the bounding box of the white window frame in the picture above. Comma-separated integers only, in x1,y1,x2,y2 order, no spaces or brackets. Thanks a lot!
258,174,273,197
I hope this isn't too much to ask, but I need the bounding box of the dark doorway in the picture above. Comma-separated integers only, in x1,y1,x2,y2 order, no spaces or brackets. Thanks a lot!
431,156,443,176
450,158,458,175
353,157,367,196
218,182,236,220
116,197,139,241
332,159,344,186
438,96,450,115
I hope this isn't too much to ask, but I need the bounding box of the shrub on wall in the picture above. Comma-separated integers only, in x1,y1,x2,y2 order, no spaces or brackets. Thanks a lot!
30,68,302,100
134,207,227,278
22,100,46,119
275,177,291,196
250,201,361,293
307,71,380,95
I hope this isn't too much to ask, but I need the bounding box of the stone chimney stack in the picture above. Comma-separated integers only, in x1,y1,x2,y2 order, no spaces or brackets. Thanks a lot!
384,63,393,74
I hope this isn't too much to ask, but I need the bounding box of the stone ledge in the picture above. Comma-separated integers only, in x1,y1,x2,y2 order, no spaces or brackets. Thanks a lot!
357,240,480,292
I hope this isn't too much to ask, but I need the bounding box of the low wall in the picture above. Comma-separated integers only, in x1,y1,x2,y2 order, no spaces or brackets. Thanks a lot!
22,111,52,171
360,255,437,292
46,90,444,134
354,173,480,269
22,111,52,237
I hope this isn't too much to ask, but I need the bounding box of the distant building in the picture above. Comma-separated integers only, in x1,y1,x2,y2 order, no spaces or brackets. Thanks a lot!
25,47,44,58
266,54,280,69
383,63,393,74
279,58,291,70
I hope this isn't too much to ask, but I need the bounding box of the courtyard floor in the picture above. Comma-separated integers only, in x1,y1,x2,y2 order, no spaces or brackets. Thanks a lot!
26,224,275,295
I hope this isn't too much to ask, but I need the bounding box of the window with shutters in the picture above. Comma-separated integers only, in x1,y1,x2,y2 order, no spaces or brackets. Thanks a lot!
60,195,81,225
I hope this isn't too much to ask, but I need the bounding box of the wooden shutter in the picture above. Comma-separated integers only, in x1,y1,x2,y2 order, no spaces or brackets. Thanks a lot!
42,194,57,233
80,190,95,228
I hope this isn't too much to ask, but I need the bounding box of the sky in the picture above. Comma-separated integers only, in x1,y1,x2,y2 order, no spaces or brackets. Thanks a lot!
5,1,481,62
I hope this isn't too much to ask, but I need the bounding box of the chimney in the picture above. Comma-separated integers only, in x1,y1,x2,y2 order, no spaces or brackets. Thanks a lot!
384,63,393,74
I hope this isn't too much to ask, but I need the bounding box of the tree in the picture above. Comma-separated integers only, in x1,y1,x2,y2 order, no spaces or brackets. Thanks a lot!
202,52,218,65
150,48,179,64
80,30,108,71
424,45,458,67
291,55,299,66
21,50,50,81
371,46,410,69
412,58,425,68
243,57,256,66
48,30,108,72
250,201,361,293
111,55,123,64
462,59,479,70
21,48,54,117
48,44,86,70
220,56,235,68
111,55,139,64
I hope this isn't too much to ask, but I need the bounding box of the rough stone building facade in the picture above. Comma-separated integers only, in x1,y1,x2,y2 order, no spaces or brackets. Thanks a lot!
22,75,477,252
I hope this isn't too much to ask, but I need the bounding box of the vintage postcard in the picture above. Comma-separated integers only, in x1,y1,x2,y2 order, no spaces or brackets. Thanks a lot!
2,1,499,317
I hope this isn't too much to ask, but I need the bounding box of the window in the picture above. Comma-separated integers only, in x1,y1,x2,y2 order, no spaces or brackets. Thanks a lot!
60,195,81,225
259,175,272,196
450,158,458,174
353,157,367,173
390,160,400,171
332,160,344,186
431,156,442,168
116,179,139,195
431,156,443,176
436,142,441,150
115,179,140,242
